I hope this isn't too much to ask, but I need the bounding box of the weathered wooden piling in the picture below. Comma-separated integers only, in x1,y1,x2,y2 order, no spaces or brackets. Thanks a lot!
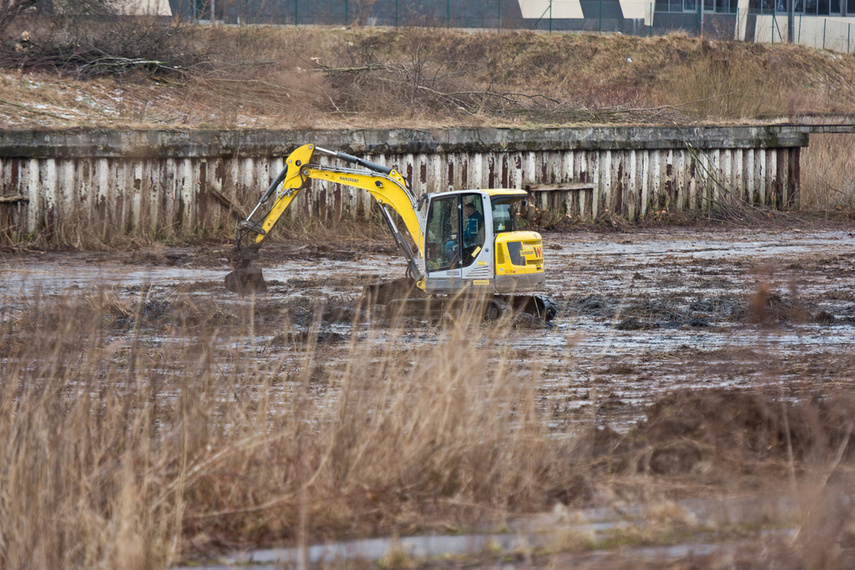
0,126,810,243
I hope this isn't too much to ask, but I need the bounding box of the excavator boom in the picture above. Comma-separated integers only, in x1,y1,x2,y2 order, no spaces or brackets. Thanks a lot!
227,144,425,293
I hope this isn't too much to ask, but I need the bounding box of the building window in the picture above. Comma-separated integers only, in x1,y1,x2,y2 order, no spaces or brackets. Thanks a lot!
656,0,701,11
752,0,844,12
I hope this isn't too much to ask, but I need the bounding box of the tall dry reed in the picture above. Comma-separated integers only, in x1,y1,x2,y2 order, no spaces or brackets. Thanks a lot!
661,53,781,120
0,287,577,568
800,133,855,211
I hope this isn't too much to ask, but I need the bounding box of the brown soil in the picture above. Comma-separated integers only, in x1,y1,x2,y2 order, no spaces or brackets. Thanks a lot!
587,389,855,478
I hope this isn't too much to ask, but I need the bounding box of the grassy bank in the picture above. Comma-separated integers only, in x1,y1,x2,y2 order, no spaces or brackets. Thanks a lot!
2,26,855,130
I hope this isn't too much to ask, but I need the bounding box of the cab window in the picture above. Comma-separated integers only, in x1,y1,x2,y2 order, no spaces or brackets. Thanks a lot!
425,194,485,271
425,195,457,272
460,194,484,267
491,196,521,235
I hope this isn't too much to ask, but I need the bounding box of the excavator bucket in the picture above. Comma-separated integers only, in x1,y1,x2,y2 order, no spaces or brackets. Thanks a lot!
224,261,266,295
225,244,267,295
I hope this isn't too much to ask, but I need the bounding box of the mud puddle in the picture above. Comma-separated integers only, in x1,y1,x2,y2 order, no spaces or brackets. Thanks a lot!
176,495,798,569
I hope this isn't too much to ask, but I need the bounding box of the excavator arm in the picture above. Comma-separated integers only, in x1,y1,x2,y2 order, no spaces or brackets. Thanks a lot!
227,144,425,294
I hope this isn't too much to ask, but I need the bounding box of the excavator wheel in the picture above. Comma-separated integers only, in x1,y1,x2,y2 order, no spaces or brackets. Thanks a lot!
484,299,508,321
507,295,558,323
533,295,559,322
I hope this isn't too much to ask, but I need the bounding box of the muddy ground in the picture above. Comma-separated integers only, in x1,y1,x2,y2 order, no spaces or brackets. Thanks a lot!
3,224,855,567
4,225,854,427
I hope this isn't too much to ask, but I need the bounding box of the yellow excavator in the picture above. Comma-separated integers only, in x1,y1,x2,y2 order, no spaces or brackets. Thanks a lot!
225,143,556,321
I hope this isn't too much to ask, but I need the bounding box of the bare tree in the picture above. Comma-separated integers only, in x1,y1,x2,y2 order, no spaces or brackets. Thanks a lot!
0,0,202,79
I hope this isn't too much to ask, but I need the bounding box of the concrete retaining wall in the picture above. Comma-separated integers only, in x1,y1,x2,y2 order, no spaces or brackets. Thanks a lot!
0,126,808,243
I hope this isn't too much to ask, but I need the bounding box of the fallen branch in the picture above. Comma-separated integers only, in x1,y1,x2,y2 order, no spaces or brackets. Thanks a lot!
315,63,387,73
208,187,247,221
75,56,186,78
0,195,29,204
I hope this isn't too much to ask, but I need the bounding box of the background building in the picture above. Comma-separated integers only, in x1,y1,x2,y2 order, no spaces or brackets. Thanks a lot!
163,0,855,52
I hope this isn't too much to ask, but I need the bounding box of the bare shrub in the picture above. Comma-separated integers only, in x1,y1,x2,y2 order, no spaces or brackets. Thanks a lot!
0,2,204,78
0,0,37,38
320,30,482,120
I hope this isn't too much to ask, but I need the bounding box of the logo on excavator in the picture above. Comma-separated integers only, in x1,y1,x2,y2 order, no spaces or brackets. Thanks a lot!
340,177,360,183
535,245,542,258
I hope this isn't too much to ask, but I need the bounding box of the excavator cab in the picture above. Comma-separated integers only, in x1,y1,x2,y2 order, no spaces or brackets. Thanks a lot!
422,189,544,296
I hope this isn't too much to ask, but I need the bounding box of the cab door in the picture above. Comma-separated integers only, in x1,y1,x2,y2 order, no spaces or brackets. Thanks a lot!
423,194,461,292
457,193,492,282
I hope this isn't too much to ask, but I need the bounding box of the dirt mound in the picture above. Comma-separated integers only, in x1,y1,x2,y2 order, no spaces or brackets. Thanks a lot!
585,390,855,478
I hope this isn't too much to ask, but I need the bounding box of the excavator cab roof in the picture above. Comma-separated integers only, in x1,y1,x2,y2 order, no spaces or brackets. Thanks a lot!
432,188,529,199
483,189,529,198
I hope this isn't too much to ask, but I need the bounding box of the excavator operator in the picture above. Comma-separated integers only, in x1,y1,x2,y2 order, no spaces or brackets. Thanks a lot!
445,202,483,263
462,202,483,254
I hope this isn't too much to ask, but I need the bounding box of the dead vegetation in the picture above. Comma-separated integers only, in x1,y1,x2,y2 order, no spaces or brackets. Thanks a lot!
0,2,198,79
801,133,855,211
0,290,567,566
1,25,855,129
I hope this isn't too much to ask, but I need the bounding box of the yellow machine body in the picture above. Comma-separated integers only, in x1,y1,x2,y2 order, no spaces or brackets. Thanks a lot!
232,144,547,299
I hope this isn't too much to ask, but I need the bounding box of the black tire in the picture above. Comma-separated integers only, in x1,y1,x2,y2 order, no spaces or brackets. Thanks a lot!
484,299,508,321
534,295,558,322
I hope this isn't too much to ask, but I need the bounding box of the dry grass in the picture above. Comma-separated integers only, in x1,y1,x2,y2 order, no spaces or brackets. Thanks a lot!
2,27,855,129
0,288,580,567
800,133,855,211
662,51,775,119
3,282,855,567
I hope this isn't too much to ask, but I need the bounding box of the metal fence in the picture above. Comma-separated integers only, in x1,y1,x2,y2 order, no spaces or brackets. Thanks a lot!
171,0,672,33
167,0,855,54
172,0,530,29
